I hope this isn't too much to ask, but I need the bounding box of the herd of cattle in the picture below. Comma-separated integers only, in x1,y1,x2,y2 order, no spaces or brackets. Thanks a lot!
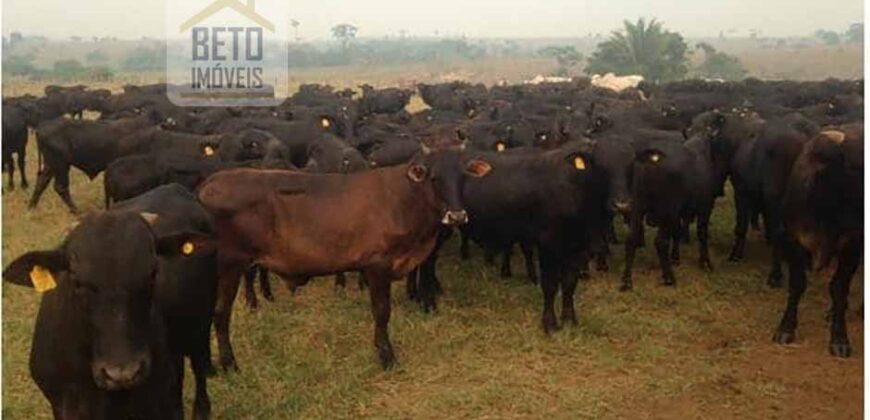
1,76,864,419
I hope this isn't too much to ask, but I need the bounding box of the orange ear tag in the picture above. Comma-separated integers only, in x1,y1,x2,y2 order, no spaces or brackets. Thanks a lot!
30,266,57,293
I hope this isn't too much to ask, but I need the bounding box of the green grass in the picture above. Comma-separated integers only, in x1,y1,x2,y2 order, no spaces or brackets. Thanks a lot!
2,94,864,419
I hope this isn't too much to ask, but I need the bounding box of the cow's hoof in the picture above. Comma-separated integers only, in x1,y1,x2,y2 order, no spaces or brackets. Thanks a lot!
671,258,681,266
662,277,676,287
377,346,396,370
542,318,560,334
263,292,275,302
220,356,239,373
829,341,852,358
773,330,795,344
727,253,742,262
619,282,633,292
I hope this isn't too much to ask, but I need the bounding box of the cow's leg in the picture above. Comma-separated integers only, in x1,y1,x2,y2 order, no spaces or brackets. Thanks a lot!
259,267,273,301
366,271,396,369
190,324,213,420
774,239,808,345
620,212,643,292
655,222,677,287
215,259,245,371
500,244,513,278
560,262,579,326
28,167,54,209
538,249,560,333
459,231,471,260
750,210,761,232
828,241,860,357
670,227,681,266
52,165,78,214
728,192,750,262
697,206,714,272
4,152,14,191
680,217,691,244
357,272,368,291
595,238,610,273
520,241,538,283
767,231,785,288
334,272,348,290
608,216,619,244
417,254,439,313
406,268,419,302
17,147,28,189
243,267,258,309
170,355,185,418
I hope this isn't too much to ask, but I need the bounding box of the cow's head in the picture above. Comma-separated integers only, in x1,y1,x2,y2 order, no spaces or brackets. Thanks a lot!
594,137,634,215
407,140,492,226
3,211,213,391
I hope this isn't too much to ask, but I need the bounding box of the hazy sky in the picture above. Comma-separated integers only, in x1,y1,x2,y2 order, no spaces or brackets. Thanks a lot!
2,0,864,40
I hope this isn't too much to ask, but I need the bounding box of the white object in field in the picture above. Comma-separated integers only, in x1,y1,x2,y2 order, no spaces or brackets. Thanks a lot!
523,74,573,85
590,73,644,92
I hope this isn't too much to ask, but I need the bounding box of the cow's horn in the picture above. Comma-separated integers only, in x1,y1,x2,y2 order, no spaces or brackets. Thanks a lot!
140,212,159,226
820,130,846,144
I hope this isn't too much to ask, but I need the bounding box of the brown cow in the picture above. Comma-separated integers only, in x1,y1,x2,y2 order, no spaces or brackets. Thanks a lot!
197,143,492,369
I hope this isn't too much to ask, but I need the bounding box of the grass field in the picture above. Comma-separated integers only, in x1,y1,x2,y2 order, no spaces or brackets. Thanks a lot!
1,74,864,419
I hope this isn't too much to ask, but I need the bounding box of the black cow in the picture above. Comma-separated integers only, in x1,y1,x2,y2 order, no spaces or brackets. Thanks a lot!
3,210,213,419
358,84,412,116
2,96,40,190
620,133,716,290
29,111,167,213
112,184,219,418
773,126,863,358
416,140,607,331
697,111,816,287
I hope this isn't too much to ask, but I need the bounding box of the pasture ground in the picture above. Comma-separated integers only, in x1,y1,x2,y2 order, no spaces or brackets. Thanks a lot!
1,72,864,419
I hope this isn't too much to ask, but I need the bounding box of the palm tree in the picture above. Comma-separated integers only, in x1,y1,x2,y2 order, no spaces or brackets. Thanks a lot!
585,18,688,83
331,23,358,51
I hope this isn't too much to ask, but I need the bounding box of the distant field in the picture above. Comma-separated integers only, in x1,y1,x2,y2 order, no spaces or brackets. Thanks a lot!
1,73,863,419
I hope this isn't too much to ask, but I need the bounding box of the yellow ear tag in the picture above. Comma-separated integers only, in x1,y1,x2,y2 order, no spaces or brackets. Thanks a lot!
650,154,660,163
496,142,506,152
30,265,57,293
321,118,331,128
203,146,215,156
181,242,195,256
573,156,586,170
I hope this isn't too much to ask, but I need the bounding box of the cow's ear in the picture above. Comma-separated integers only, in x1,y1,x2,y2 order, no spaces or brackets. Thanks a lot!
3,250,68,290
637,148,666,164
155,232,215,258
465,159,492,177
407,163,428,183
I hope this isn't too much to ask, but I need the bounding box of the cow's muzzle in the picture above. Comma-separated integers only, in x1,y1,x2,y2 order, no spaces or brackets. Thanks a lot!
442,210,469,226
611,200,632,215
93,356,150,391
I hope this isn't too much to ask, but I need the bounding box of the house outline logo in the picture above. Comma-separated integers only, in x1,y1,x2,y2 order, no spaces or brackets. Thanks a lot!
179,0,275,33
